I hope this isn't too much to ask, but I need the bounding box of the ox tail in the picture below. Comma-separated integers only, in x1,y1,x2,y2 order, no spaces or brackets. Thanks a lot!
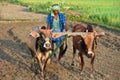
62,43,68,55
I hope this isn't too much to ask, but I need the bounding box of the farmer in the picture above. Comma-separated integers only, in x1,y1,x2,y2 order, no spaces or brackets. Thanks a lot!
46,4,68,63
46,4,68,47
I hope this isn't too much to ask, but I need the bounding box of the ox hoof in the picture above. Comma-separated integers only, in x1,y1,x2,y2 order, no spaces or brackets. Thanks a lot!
40,74,45,80
56,61,62,66
34,70,40,74
87,53,93,58
57,62,61,65
80,71,84,76
71,62,74,66
40,77,45,80
90,74,94,78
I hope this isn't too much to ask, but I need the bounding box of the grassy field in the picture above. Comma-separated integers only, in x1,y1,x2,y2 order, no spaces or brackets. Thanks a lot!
2,0,120,31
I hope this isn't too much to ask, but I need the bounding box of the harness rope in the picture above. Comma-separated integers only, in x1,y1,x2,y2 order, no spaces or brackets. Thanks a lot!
48,34,68,59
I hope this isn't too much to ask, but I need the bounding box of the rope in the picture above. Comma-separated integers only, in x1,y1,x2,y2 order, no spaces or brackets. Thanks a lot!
48,34,68,59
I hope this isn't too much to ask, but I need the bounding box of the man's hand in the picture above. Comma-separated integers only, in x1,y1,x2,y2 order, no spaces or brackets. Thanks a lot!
64,23,68,31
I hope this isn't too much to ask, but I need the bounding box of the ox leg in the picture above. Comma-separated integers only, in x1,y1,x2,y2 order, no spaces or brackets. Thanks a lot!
56,44,64,65
90,55,95,73
71,46,76,66
39,58,49,79
40,59,48,80
29,49,37,73
90,57,95,73
39,59,44,75
41,64,45,79
52,42,55,57
90,51,96,78
38,59,45,79
29,48,35,58
43,58,49,77
58,44,64,59
90,56,95,78
32,57,37,72
79,52,84,73
34,57,41,74
52,41,58,61
57,43,67,64
31,57,35,72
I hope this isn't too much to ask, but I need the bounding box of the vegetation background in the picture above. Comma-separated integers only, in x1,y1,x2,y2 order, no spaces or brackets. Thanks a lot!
1,0,120,31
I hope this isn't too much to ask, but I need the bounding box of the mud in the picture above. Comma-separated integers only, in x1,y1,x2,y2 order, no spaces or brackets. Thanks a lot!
0,2,120,80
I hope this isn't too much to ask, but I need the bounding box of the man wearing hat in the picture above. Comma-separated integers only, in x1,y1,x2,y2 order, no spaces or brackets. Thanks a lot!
46,4,68,64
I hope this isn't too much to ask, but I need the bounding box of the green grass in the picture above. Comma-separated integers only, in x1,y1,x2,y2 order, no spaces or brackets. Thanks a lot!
4,0,120,31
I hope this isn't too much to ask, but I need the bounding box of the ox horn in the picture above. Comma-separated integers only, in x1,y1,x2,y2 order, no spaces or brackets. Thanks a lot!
86,29,88,33
39,26,47,32
95,32,105,37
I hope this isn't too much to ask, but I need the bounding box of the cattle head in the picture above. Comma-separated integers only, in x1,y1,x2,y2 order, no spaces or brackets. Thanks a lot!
73,23,105,58
30,26,53,51
82,31,105,58
39,29,52,50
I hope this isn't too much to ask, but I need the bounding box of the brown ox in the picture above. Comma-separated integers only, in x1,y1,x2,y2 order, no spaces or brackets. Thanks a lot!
71,23,104,75
27,26,52,79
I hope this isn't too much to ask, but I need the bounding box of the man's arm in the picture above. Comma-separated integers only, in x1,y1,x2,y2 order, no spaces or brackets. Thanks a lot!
47,24,50,29
64,23,68,31
62,13,68,31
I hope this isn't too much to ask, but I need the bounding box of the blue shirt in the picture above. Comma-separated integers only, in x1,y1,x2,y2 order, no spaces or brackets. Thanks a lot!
53,16,60,30
46,13,66,32
46,13,67,47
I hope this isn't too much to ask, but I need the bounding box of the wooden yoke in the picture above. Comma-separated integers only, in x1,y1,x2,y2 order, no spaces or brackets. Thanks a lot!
52,32,105,38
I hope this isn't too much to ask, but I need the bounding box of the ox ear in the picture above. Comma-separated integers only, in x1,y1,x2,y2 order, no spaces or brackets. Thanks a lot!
95,32,105,37
30,31,40,38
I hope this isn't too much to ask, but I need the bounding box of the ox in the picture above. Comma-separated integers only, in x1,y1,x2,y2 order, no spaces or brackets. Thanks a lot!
71,23,104,76
27,26,52,79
